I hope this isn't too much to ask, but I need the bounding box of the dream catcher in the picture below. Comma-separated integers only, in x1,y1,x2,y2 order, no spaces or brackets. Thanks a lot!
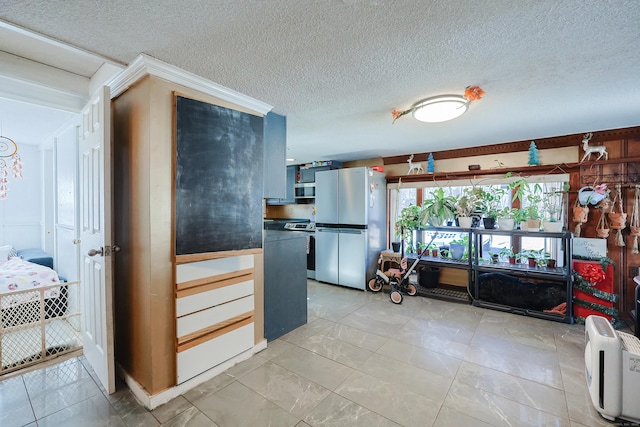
0,136,23,200
631,185,640,254
608,184,627,246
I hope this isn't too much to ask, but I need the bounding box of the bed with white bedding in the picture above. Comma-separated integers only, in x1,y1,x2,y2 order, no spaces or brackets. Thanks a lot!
0,257,61,309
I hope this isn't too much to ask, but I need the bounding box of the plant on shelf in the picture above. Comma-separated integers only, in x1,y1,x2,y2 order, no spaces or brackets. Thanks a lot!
470,185,506,229
427,243,438,257
511,207,528,225
524,183,543,230
496,207,517,230
542,185,567,232
456,187,483,228
416,241,426,254
520,248,549,267
504,172,533,229
421,187,457,227
498,246,516,263
449,235,469,260
395,204,423,253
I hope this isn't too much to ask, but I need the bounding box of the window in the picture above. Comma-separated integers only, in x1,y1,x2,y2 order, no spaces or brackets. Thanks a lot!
387,174,569,256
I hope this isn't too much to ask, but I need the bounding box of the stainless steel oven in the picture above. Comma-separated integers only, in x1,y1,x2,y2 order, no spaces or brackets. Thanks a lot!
284,222,316,279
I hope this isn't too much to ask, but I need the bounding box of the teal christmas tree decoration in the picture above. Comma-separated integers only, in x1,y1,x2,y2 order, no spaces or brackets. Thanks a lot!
427,153,435,173
528,141,539,165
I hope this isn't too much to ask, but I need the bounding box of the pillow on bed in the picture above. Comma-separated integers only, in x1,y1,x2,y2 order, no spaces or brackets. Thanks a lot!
0,245,16,264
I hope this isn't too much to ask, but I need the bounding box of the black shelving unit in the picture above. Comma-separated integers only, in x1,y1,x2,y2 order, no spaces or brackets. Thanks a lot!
472,229,573,323
407,226,474,303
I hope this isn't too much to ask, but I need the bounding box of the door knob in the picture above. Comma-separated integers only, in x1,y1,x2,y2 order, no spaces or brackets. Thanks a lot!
111,245,121,253
88,248,103,257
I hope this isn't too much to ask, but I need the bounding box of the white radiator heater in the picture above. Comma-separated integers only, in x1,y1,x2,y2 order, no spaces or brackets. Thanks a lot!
584,315,640,423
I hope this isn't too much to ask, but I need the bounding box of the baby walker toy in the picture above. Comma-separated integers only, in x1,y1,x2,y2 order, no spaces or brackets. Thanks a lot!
367,232,438,304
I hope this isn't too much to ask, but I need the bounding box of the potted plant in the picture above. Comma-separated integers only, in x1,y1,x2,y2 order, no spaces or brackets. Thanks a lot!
449,235,469,260
505,173,531,230
395,204,423,253
496,207,517,231
480,186,505,229
525,250,538,267
542,186,565,232
499,247,516,264
422,188,457,227
513,251,527,264
488,251,499,264
456,188,483,228
525,183,543,231
427,243,438,257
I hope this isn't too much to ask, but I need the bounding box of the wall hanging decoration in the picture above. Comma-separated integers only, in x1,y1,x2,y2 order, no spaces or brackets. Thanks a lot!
631,185,640,254
406,154,423,175
528,141,539,166
391,85,485,124
596,205,609,239
0,135,23,200
579,132,608,162
578,184,608,206
573,198,589,237
608,184,627,247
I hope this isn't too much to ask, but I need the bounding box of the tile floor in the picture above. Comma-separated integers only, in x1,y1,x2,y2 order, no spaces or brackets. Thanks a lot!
0,279,629,426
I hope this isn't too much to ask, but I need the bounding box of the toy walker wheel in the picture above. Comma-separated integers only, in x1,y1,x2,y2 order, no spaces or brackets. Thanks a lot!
406,284,417,296
367,277,384,292
390,290,403,304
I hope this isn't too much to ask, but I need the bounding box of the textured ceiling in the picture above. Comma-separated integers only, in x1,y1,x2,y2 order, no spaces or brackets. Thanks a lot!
0,1,639,163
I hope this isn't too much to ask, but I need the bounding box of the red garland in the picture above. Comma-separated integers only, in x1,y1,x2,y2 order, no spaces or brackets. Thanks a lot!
581,263,606,285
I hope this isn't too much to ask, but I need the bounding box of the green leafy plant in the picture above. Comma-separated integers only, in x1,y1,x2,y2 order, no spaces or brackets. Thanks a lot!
511,207,528,223
543,186,566,222
525,183,543,220
395,204,423,252
421,188,457,226
498,247,515,259
480,186,506,219
456,187,483,217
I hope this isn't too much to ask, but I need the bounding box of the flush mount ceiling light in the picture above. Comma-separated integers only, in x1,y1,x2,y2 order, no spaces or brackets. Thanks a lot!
411,95,469,123
391,85,485,124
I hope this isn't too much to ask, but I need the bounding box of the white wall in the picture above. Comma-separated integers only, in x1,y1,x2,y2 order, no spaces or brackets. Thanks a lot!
0,143,43,249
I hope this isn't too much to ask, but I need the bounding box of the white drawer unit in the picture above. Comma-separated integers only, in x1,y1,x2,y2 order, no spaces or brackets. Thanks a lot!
175,256,255,384
177,323,254,384
176,280,253,317
177,295,254,337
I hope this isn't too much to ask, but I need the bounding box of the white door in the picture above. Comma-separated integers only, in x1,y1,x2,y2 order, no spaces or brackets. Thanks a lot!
79,86,115,393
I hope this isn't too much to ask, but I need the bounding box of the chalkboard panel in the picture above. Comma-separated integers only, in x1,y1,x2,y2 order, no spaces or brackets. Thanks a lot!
175,96,264,255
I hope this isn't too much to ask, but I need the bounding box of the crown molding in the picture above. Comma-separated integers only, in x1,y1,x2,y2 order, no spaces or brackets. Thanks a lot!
108,54,272,115
0,74,86,113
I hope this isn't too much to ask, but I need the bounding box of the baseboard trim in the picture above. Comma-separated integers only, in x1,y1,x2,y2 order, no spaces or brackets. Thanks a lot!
117,339,268,410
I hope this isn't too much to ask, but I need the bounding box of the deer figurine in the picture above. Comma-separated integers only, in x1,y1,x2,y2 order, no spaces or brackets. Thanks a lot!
407,154,424,175
580,132,608,162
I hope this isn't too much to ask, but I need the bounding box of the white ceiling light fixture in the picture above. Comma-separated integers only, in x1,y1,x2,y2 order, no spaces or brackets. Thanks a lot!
411,95,469,123
391,86,485,125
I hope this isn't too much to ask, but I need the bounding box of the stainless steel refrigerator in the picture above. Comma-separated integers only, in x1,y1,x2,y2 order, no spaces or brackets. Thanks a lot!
315,167,387,290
